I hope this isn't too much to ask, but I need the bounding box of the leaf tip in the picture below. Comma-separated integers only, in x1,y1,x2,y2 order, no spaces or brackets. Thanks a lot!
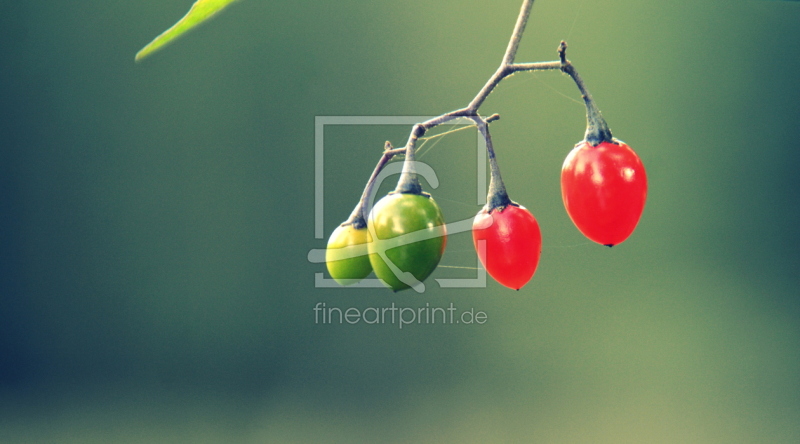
133,0,239,62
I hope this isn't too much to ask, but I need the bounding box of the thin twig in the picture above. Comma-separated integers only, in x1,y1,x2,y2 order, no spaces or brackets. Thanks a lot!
502,0,535,66
474,118,511,211
372,0,608,199
343,142,406,228
555,41,613,145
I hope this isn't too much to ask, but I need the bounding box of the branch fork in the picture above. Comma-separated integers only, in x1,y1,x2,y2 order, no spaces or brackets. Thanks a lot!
359,0,613,214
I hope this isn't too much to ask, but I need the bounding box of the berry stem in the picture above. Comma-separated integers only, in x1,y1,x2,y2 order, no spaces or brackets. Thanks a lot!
476,118,512,212
394,125,426,195
372,1,610,205
344,142,406,228
503,0,535,66
556,41,613,146
391,0,538,193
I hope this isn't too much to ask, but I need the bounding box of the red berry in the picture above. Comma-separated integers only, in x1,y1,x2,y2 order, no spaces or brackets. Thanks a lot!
561,140,647,246
472,204,542,290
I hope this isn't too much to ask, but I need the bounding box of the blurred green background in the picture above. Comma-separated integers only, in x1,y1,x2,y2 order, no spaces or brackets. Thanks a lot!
1,0,798,442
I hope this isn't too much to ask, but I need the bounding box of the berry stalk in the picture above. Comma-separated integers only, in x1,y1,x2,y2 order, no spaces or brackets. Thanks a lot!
557,41,614,146
342,142,406,229
475,117,512,212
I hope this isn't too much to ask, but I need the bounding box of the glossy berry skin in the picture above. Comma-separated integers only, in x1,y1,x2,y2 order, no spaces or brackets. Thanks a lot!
561,140,647,246
367,193,447,291
326,224,372,286
472,204,542,290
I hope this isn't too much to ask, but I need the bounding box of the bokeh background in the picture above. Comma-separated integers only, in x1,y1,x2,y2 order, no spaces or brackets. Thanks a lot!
2,0,799,442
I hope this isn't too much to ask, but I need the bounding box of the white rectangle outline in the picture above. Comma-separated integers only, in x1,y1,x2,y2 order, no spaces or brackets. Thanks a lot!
314,116,487,289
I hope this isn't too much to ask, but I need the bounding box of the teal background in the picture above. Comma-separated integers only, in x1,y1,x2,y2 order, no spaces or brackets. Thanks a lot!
1,0,799,442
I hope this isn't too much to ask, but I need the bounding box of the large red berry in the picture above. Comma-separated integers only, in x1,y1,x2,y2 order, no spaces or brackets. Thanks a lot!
561,140,647,246
472,204,542,290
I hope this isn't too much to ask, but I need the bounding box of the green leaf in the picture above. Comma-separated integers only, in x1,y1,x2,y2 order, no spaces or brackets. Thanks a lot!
135,0,239,62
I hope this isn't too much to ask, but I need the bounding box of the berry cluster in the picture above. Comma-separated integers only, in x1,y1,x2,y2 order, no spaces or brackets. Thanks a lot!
324,2,647,291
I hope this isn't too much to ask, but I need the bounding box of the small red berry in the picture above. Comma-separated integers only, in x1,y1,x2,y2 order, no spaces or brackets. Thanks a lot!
561,140,647,246
472,204,542,290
